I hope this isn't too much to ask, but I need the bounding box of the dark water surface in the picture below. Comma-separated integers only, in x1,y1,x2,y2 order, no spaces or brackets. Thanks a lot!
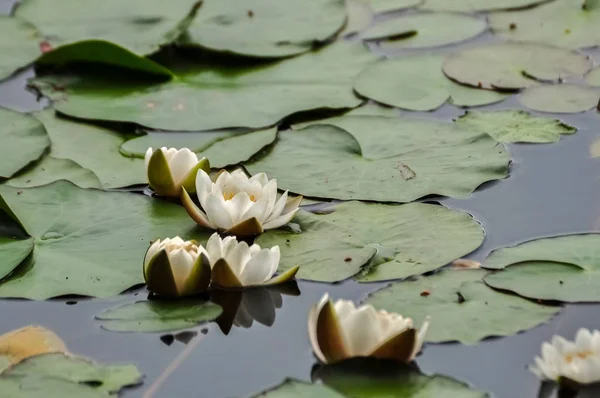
2,1,600,397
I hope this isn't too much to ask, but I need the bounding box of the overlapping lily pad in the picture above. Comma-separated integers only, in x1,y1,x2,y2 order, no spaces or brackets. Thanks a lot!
245,116,510,202
367,0,422,13
15,0,195,55
421,0,550,12
519,84,599,113
483,234,600,302
587,68,600,86
8,110,145,189
120,128,277,169
366,269,560,344
442,43,592,90
255,201,484,282
341,0,373,36
0,181,206,300
490,0,600,49
456,110,577,143
254,380,344,397
0,108,50,180
362,13,486,49
183,0,347,57
96,300,223,332
0,353,141,396
0,17,41,81
354,55,508,111
33,42,375,131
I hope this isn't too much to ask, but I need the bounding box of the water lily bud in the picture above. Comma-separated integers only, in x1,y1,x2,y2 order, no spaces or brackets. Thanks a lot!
204,233,299,288
143,237,211,297
308,293,430,364
181,169,302,237
145,147,210,197
531,328,600,385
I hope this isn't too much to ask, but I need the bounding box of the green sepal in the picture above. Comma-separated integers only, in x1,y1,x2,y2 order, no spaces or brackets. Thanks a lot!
181,157,210,193
224,217,263,237
263,265,300,286
144,249,179,297
147,149,177,197
317,300,350,364
180,252,211,295
211,258,243,289
180,187,213,228
370,328,416,363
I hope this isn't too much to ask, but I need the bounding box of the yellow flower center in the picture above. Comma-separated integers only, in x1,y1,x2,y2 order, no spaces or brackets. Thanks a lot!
565,350,594,363
223,192,257,202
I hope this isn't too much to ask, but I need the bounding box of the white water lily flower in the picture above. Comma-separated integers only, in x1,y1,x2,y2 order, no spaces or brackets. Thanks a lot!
181,169,302,236
205,233,299,288
308,293,430,364
143,237,211,297
145,147,210,197
531,328,600,385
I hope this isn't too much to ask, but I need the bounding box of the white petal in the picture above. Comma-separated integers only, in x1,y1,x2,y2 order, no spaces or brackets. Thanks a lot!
339,305,382,356
239,248,277,286
240,194,270,225
266,246,280,277
204,192,234,230
266,190,288,223
168,249,194,292
196,168,214,208
144,147,153,173
262,207,300,230
334,300,357,322
259,179,278,221
163,147,177,161
575,328,593,348
214,170,232,192
224,240,252,277
144,239,162,269
205,233,223,264
249,172,269,187
169,148,198,184
227,192,255,225
221,236,238,256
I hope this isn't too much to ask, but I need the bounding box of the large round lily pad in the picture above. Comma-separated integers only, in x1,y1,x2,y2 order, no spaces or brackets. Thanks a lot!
96,300,223,332
15,0,195,55
362,13,486,49
456,110,576,143
32,42,375,131
120,128,277,169
366,269,560,344
183,0,347,57
245,115,510,202
483,234,600,302
421,0,550,12
354,55,508,111
9,110,145,189
442,43,592,90
0,17,41,81
255,201,484,282
519,84,599,113
0,181,206,300
0,108,50,179
490,0,600,49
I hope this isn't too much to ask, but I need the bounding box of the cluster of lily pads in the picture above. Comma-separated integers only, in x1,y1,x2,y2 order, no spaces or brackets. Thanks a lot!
0,0,600,396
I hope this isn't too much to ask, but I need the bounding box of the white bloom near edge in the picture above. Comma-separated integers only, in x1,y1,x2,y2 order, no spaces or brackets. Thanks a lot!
143,237,211,297
308,293,429,364
181,169,302,237
145,147,210,197
531,328,600,385
205,233,299,288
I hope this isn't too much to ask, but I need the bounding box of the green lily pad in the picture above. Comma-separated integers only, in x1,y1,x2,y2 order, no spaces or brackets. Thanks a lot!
253,380,344,397
255,201,484,282
6,157,102,190
354,55,508,111
341,0,373,36
455,110,576,143
442,43,592,90
367,0,421,13
313,359,488,398
245,115,510,202
0,238,34,281
96,300,223,332
36,40,173,79
0,108,50,179
483,234,600,302
0,181,205,300
15,0,195,55
421,0,550,12
10,110,145,189
587,68,600,86
120,128,277,169
0,17,41,81
490,0,600,49
366,269,560,344
2,353,141,395
33,42,375,131
519,84,599,113
0,377,108,398
362,13,486,49
183,0,347,57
